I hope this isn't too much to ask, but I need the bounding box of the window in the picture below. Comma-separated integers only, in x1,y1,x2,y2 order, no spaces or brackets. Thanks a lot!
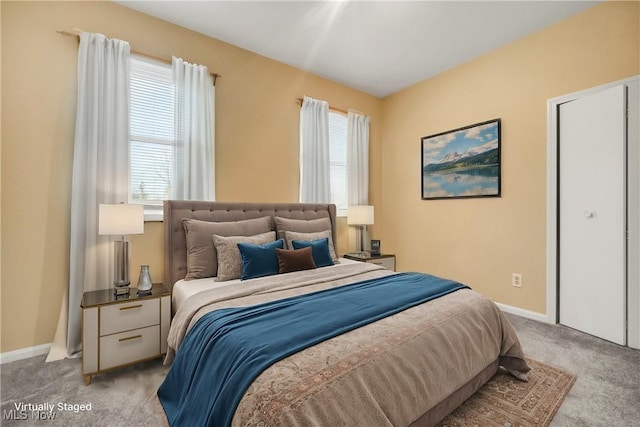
129,56,174,214
329,111,348,214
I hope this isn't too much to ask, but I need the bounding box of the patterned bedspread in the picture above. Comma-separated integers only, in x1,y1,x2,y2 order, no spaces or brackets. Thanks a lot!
163,262,529,426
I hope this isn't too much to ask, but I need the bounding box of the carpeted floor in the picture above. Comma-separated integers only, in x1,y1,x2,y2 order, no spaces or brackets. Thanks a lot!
1,356,168,426
1,313,638,426
504,313,640,427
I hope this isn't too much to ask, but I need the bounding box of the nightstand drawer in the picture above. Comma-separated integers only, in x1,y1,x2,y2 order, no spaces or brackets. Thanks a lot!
100,299,159,336
99,325,160,370
368,257,395,270
343,254,396,271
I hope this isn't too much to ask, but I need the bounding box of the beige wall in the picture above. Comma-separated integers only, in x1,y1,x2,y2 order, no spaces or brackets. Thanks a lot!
379,1,639,313
2,1,638,353
0,1,382,352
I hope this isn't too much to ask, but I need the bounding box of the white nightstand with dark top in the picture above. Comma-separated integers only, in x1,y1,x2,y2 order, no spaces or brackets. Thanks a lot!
81,283,170,385
343,253,396,271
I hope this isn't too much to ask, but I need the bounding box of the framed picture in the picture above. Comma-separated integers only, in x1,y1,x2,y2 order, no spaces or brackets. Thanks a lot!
421,119,501,200
370,239,381,256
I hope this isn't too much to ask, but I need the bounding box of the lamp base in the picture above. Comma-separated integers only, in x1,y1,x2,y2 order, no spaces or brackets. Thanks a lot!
113,240,130,287
113,286,130,296
356,225,371,253
344,251,371,260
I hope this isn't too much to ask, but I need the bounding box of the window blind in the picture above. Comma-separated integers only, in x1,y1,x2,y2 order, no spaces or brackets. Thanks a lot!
329,111,348,211
129,56,175,206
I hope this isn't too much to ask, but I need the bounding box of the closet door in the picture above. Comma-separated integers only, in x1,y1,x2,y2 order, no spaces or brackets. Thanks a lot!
559,84,626,345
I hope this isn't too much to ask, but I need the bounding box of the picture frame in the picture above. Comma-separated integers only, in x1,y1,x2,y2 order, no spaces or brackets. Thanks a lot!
370,239,381,256
421,119,501,200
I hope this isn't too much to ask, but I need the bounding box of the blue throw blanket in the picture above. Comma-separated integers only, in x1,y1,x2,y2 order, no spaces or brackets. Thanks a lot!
158,272,468,427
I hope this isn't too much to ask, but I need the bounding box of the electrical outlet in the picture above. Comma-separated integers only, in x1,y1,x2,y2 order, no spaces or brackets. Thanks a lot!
512,273,522,288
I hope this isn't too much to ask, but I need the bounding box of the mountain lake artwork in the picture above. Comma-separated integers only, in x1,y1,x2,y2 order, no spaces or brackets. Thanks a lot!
421,119,501,200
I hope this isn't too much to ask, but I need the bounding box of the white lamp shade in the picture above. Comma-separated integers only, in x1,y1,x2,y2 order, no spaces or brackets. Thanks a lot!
98,204,144,235
347,205,374,225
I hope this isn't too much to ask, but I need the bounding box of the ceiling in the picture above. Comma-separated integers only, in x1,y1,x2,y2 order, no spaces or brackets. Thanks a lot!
116,1,600,98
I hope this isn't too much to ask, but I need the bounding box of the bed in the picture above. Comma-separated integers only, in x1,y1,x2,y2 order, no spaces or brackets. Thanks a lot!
158,200,530,427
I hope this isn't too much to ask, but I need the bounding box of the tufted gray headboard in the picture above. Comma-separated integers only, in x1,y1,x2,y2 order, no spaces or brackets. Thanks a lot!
163,200,337,291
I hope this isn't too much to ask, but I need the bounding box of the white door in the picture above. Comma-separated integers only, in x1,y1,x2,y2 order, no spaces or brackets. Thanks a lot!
559,84,626,345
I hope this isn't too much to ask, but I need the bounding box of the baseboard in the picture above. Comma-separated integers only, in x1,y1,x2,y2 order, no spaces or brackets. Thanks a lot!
495,302,549,323
0,343,51,364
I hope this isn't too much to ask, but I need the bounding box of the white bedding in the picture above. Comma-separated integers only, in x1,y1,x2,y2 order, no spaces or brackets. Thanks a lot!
172,276,241,309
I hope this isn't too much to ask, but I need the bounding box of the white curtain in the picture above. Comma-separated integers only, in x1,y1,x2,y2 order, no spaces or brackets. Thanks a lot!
48,32,131,361
172,57,215,201
299,96,330,203
347,111,370,205
347,111,371,250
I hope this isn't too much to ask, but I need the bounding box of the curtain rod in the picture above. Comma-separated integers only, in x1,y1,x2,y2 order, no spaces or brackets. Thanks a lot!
57,30,220,85
296,97,364,116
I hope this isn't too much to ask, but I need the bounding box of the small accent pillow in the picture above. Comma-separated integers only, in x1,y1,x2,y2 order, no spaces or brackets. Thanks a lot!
183,216,271,280
212,231,276,281
275,247,317,274
291,237,334,268
237,239,285,280
284,230,338,263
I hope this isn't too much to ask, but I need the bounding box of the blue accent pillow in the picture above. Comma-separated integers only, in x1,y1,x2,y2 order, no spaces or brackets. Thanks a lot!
237,239,284,280
291,238,334,268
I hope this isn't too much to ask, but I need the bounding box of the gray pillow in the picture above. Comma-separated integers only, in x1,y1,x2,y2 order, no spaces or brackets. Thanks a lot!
182,216,271,280
284,230,339,263
274,216,333,240
212,232,276,281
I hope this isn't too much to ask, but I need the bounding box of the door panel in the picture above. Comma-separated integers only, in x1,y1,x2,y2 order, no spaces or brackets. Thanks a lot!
559,84,626,345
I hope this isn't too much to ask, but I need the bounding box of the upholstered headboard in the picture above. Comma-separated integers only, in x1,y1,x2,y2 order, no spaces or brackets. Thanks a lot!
163,200,337,291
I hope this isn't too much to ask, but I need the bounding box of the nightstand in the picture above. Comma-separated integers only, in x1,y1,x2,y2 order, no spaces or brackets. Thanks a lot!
81,283,170,385
343,253,396,271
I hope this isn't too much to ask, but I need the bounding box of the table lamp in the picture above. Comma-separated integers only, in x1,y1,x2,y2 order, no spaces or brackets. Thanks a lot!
347,205,374,253
98,203,144,289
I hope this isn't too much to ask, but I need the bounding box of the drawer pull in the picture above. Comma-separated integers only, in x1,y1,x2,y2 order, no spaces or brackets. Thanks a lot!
118,334,142,342
120,304,143,311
